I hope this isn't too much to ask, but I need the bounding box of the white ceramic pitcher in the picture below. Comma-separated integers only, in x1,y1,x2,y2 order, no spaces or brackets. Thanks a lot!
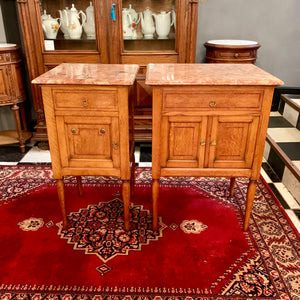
83,2,95,39
152,11,174,39
59,8,70,39
122,9,133,39
140,8,155,39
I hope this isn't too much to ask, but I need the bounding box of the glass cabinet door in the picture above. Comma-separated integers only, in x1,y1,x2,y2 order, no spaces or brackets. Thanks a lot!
39,0,97,51
122,0,176,51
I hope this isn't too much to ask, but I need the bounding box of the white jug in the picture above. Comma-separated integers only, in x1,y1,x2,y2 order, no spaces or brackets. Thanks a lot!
153,11,174,39
140,8,155,39
83,2,95,39
42,15,61,39
67,4,86,40
59,8,70,39
41,10,49,21
122,9,133,39
172,10,176,30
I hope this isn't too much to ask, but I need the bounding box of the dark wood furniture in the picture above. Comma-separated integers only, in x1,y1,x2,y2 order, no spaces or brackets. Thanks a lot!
146,63,283,232
32,63,139,230
204,39,260,64
0,43,31,152
17,0,206,142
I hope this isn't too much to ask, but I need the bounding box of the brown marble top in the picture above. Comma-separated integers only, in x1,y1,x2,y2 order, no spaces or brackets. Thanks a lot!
145,63,284,86
32,63,139,86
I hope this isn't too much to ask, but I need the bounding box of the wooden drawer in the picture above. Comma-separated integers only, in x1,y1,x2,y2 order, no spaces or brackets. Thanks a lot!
52,88,118,110
162,88,263,111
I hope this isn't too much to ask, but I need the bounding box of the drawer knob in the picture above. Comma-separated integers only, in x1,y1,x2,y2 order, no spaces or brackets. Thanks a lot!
112,142,119,150
200,140,206,146
210,140,216,146
71,128,77,134
234,53,239,58
82,99,89,107
209,100,217,108
100,128,106,134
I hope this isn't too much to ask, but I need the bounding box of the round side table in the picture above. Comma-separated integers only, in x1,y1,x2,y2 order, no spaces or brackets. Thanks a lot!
204,39,260,64
0,43,32,152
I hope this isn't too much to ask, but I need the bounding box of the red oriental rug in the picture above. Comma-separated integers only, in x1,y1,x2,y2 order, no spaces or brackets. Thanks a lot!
0,165,299,300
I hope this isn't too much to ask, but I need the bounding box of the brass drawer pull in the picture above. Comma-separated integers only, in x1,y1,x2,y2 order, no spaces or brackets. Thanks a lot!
209,100,216,108
82,99,89,107
100,128,106,134
234,53,239,58
200,140,206,146
210,140,216,146
71,128,77,134
112,142,119,150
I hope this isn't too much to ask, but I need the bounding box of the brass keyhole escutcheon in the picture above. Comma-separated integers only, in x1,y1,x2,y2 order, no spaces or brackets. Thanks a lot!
210,140,216,146
200,140,206,146
209,100,217,108
100,128,106,134
71,128,77,134
234,53,239,58
112,142,119,150
82,99,89,107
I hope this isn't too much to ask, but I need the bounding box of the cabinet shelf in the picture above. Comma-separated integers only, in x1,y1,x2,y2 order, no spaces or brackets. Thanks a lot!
124,38,175,51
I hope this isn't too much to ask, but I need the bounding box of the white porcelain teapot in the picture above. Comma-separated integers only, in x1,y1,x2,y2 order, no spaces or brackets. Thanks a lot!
42,15,60,39
83,2,95,39
126,4,140,39
67,4,86,39
152,11,174,39
139,8,155,39
122,9,133,39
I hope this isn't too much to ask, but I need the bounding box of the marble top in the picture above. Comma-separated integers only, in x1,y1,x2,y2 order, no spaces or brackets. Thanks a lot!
32,63,139,85
0,43,17,48
145,64,284,86
206,39,259,46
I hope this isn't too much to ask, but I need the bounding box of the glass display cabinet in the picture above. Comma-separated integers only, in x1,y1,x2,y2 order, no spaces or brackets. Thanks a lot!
17,0,205,141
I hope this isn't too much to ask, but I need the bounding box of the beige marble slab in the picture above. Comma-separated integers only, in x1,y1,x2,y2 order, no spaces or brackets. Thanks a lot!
145,63,284,86
32,63,139,86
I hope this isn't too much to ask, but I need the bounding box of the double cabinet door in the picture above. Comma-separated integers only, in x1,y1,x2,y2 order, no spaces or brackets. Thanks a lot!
160,114,259,169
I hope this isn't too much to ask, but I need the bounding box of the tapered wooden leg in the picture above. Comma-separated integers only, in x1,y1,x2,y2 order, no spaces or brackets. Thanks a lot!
122,180,130,231
76,176,83,196
152,179,159,232
229,177,235,198
56,179,68,229
244,180,257,231
130,154,135,198
11,104,25,153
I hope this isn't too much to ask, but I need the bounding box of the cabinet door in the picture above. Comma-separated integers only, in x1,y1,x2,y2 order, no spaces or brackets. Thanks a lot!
0,65,10,101
57,115,120,169
208,115,259,169
161,116,207,168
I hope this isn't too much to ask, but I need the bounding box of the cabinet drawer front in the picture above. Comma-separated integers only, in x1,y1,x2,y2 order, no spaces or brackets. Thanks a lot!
53,89,118,110
163,88,262,110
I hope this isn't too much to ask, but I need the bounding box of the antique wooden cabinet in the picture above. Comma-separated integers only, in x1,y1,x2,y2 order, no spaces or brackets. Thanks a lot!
32,63,138,230
146,63,283,232
17,0,205,141
204,40,260,64
0,43,32,152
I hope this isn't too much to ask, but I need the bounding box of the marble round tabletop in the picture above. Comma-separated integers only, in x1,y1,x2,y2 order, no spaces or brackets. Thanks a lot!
207,39,258,46
0,43,17,48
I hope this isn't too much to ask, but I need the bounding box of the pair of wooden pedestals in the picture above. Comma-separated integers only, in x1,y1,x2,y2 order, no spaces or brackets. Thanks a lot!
33,63,283,232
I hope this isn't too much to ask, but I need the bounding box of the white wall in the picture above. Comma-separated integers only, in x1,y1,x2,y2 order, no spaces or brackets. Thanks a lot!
0,6,6,42
196,0,300,86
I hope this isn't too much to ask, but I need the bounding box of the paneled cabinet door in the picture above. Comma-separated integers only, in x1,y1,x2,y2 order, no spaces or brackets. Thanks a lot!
208,115,259,169
56,115,120,169
0,65,10,101
160,116,208,168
